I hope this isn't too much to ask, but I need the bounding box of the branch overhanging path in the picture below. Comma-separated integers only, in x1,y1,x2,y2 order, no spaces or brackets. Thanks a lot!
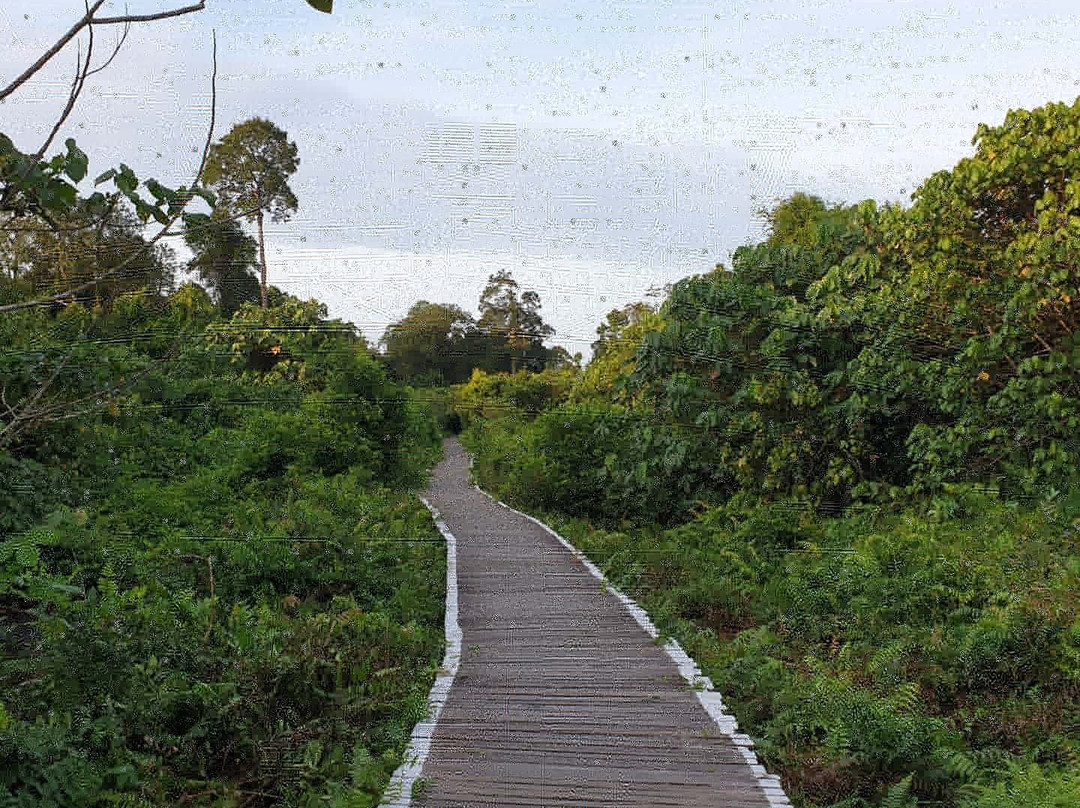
402,438,788,807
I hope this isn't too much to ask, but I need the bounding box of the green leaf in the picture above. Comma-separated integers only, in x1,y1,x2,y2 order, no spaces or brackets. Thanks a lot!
94,168,117,185
305,0,333,11
63,138,88,183
192,186,217,207
115,165,138,194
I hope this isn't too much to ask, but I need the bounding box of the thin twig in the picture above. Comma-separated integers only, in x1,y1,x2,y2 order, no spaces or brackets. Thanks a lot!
205,554,215,641
0,327,186,450
1,197,262,236
30,5,96,167
85,22,131,79
92,2,206,25
0,0,107,102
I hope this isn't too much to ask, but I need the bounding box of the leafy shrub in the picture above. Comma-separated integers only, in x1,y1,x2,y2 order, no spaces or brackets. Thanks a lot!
1,292,445,806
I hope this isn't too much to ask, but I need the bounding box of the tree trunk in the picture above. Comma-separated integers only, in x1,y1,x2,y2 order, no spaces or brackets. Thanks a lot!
256,209,268,309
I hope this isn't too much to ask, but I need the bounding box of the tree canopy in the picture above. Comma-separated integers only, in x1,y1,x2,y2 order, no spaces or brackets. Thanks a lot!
202,118,299,309
183,216,261,316
449,99,1080,808
380,271,568,384
477,270,556,373
381,301,479,385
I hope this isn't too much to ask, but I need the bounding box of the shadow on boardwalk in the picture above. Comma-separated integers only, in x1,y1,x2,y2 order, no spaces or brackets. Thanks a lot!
410,438,777,807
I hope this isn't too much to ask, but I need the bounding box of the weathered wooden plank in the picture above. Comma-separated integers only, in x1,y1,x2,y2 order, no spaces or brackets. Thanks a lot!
414,439,774,807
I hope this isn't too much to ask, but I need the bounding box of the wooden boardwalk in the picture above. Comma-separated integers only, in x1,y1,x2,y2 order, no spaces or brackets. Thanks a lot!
408,439,781,807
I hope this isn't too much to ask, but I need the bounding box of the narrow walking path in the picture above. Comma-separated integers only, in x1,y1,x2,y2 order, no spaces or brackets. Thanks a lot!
408,439,783,807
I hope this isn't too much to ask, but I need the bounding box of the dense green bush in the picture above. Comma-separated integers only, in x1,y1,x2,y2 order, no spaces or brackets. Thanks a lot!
1,288,444,807
454,99,1080,807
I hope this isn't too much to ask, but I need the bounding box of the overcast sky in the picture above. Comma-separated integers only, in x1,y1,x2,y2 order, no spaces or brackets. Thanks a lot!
4,0,1080,354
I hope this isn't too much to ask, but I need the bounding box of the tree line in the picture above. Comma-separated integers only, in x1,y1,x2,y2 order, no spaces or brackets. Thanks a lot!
379,270,576,385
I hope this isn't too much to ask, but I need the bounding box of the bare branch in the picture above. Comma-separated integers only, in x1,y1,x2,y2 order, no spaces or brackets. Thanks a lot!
92,2,206,25
30,10,96,167
0,355,70,449
19,355,71,417
85,22,131,79
0,337,177,450
0,0,106,102
1,1,205,102
2,195,120,235
0,10,95,213
0,31,218,316
1,197,261,245
1,383,14,420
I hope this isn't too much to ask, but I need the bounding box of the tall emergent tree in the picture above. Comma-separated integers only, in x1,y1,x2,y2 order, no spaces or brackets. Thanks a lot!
477,270,555,372
201,118,299,308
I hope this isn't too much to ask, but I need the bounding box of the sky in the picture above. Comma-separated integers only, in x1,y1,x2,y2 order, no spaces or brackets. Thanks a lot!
4,0,1080,355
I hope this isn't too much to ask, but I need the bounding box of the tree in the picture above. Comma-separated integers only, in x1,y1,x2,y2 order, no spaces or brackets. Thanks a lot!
477,270,554,372
821,98,1080,494
631,195,878,508
381,301,478,385
184,215,260,315
201,118,299,309
591,301,656,360
761,192,831,248
3,200,177,310
572,302,660,404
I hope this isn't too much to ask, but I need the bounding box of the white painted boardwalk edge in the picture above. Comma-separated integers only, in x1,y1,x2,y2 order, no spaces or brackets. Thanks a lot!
379,496,461,807
473,481,793,808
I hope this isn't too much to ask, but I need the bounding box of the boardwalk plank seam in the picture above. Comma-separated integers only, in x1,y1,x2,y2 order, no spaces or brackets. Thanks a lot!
469,481,793,808
380,497,463,807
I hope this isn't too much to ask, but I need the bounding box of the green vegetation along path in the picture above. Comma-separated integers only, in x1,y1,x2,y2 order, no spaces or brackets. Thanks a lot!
413,439,781,807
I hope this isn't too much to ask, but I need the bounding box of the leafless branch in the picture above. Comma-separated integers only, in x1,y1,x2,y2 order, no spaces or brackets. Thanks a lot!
0,1,205,102
30,9,96,167
1,384,14,420
0,355,71,449
0,0,107,102
0,337,177,450
1,198,262,242
157,202,268,237
92,2,207,26
180,553,217,641
85,22,131,79
0,31,218,316
2,195,120,235
0,16,95,214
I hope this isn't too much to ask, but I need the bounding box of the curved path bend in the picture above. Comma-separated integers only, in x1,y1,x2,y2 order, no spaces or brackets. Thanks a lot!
414,439,780,807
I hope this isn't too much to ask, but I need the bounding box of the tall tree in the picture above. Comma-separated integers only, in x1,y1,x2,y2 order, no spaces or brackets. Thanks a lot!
591,301,656,361
381,301,478,385
477,270,554,372
184,216,260,315
201,118,299,308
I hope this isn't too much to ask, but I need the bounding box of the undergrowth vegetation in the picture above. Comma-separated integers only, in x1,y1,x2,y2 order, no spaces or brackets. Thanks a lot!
0,289,444,807
453,99,1080,807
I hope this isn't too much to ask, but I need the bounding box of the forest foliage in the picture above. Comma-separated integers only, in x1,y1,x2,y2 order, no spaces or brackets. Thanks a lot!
6,4,1080,804
453,99,1080,808
0,283,445,807
379,271,576,386
2,25,445,797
